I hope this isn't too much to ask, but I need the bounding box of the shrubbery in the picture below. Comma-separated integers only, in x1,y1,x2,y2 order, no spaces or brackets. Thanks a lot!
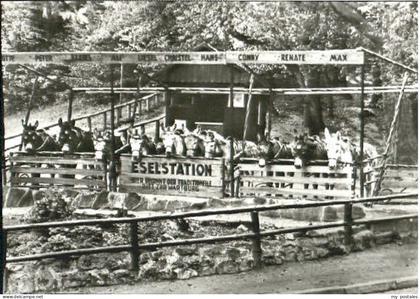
25,188,75,223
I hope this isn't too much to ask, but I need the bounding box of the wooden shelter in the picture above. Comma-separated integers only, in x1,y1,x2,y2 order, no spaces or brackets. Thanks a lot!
154,45,270,141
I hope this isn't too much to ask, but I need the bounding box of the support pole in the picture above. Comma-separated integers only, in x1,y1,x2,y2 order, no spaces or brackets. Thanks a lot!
266,88,273,138
373,73,409,196
20,76,39,151
243,74,255,142
229,66,235,197
1,231,7,293
129,222,140,273
67,89,74,122
164,87,170,127
359,65,365,198
344,202,353,247
109,66,117,192
250,211,262,269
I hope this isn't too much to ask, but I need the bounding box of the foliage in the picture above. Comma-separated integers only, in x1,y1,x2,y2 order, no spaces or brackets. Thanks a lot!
1,1,418,135
25,188,75,223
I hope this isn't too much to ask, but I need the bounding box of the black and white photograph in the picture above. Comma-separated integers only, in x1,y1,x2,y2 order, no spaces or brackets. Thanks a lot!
1,0,418,295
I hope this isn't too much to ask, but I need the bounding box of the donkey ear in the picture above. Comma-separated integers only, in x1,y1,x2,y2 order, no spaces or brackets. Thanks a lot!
34,120,39,129
336,131,342,140
21,119,26,127
324,128,331,140
58,118,63,126
71,119,76,127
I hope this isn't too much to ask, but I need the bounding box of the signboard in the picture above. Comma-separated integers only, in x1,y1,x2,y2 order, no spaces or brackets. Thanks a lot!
2,50,364,65
119,155,225,198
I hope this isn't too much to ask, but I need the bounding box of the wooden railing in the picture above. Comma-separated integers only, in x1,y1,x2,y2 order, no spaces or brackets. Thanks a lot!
4,92,163,152
3,192,417,293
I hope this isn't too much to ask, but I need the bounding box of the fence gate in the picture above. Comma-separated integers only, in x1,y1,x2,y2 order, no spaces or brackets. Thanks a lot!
9,152,108,190
119,155,225,198
236,159,355,200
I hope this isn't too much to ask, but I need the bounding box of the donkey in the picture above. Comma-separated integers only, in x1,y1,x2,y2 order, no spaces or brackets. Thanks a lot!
183,127,206,157
324,128,379,199
256,133,294,167
56,118,95,186
21,120,60,153
160,123,186,157
20,120,60,188
290,130,328,168
128,128,157,161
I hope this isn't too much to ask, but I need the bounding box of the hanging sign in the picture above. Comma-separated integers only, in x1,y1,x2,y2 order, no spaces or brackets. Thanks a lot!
2,50,364,65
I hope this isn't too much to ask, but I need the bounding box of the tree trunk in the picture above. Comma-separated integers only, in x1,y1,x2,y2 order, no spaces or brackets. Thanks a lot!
303,68,325,135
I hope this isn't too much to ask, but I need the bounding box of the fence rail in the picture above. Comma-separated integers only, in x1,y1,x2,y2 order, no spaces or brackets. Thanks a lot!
3,193,417,272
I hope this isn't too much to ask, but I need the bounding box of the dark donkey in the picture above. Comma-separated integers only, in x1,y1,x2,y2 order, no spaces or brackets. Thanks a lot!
20,120,60,188
57,118,95,187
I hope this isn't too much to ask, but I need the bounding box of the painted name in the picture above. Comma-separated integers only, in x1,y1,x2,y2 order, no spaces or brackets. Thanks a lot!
70,54,92,61
2,55,15,62
330,54,347,62
281,53,306,62
35,55,53,61
135,161,212,177
164,54,191,62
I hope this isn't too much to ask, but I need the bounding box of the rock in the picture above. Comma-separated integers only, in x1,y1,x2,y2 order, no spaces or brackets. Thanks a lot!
353,230,375,251
254,197,267,205
285,233,295,240
8,267,35,293
201,245,225,257
215,260,239,274
5,187,33,207
165,199,191,212
147,198,168,211
263,251,283,265
314,247,330,258
175,247,196,256
106,192,128,210
236,224,248,233
190,200,207,210
239,258,254,271
207,198,228,208
174,268,198,280
73,191,102,209
320,206,338,222
124,193,143,210
336,204,366,220
130,194,148,211
225,247,241,260
114,269,130,277
374,231,396,245
200,265,216,276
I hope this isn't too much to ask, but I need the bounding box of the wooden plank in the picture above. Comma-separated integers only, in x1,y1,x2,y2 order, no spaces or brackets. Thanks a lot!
120,172,223,185
10,156,103,166
239,186,352,198
120,155,224,166
381,180,418,189
240,175,352,185
11,167,104,176
2,50,364,65
238,163,353,174
11,177,105,186
119,183,223,198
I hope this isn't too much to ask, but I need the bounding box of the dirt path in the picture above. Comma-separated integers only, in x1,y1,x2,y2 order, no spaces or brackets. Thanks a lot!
66,242,417,294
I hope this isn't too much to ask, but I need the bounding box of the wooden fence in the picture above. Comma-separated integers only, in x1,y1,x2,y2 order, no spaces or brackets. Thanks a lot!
364,164,418,196
119,155,225,198
2,192,418,293
4,92,163,153
236,159,355,200
9,152,107,190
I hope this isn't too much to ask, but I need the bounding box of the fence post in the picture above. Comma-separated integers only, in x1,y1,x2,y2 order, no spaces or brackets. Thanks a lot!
250,211,262,269
103,112,107,131
154,120,160,143
229,141,235,197
128,104,132,119
344,202,353,247
116,107,121,127
146,98,150,112
102,157,108,191
221,159,225,198
2,230,8,293
87,117,92,133
130,222,140,273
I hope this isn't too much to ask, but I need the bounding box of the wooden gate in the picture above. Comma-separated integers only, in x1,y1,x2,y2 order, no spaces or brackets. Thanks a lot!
119,155,225,198
236,159,355,200
9,152,107,190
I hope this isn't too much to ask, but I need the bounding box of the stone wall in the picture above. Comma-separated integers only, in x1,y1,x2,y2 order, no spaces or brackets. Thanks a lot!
5,217,417,293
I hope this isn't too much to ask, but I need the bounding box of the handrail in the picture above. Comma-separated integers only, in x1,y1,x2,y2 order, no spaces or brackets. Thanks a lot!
4,92,160,141
4,193,417,232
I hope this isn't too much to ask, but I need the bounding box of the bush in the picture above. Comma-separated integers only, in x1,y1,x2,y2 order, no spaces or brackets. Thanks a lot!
25,188,75,223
